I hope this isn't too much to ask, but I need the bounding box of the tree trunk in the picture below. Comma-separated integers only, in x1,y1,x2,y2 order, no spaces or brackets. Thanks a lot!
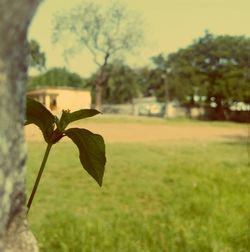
95,82,103,111
94,53,110,111
95,71,109,111
215,99,230,121
0,1,41,251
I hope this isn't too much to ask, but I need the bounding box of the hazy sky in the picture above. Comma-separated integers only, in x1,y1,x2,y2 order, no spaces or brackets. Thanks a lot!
28,0,250,77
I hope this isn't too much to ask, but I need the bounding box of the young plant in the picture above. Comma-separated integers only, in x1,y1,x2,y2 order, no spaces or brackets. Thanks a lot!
25,97,106,213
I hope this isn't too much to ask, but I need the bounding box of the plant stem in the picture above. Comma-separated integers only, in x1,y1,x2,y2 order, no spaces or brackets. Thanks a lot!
27,143,53,214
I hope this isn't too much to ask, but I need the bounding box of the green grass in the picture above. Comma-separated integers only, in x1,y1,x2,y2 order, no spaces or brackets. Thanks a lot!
77,114,247,128
27,134,250,251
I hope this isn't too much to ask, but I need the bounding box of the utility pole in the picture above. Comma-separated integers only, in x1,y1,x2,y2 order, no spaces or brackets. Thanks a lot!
161,73,169,117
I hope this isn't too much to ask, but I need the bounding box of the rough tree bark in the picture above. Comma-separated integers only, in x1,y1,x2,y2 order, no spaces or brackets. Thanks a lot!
0,1,41,251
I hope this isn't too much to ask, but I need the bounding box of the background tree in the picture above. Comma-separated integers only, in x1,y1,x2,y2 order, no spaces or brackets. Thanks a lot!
149,52,206,107
191,32,250,119
52,0,144,110
152,32,250,119
28,39,46,71
28,67,85,90
147,55,170,102
133,66,156,99
0,0,40,250
87,61,141,104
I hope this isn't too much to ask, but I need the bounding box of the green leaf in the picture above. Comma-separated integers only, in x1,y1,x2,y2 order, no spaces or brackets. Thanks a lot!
65,128,106,186
25,97,55,143
68,109,100,122
59,109,100,131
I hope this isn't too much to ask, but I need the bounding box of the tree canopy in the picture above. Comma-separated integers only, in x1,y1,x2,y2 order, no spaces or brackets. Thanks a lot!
149,32,250,118
102,61,141,104
52,0,144,109
28,67,85,90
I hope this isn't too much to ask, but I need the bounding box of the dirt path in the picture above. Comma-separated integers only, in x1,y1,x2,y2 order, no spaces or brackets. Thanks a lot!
25,122,248,143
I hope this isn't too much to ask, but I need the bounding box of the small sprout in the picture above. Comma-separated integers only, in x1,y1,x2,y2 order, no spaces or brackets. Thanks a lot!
25,97,106,213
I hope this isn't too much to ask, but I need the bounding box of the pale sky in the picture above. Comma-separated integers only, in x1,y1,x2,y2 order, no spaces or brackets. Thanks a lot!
28,0,250,77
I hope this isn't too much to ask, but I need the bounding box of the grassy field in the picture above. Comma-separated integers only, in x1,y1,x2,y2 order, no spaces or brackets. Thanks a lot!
75,114,246,128
26,118,250,252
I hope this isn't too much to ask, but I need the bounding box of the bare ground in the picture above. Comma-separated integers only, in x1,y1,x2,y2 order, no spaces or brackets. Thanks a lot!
25,120,248,144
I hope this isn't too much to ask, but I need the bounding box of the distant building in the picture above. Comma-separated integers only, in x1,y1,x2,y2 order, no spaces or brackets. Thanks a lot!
27,86,91,112
133,97,166,117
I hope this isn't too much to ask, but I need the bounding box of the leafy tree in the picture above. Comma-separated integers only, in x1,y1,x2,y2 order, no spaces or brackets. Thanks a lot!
88,61,141,104
28,67,85,90
142,59,169,102
152,32,250,119
52,1,144,109
193,33,250,111
28,39,46,71
150,52,206,106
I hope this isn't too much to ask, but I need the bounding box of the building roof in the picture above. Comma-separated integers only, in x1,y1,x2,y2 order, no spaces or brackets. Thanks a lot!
27,86,90,96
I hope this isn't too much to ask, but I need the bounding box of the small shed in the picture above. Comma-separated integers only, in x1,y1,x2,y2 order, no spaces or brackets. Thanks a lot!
27,86,91,112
